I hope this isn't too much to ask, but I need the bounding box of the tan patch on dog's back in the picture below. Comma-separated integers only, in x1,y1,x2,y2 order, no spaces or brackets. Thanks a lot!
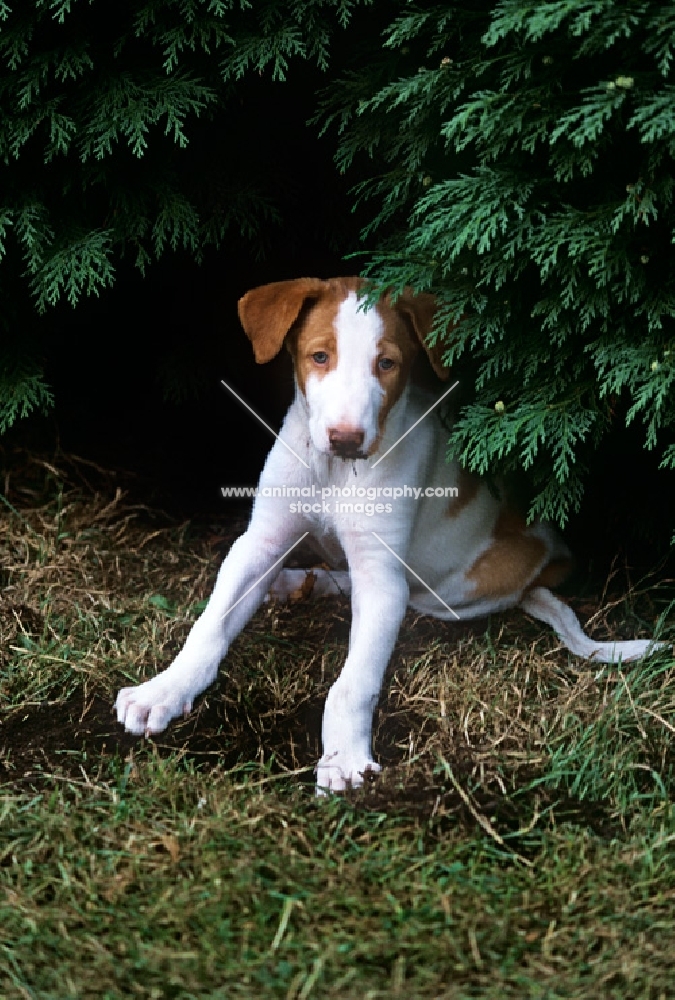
446,466,479,518
466,508,547,600
530,558,573,590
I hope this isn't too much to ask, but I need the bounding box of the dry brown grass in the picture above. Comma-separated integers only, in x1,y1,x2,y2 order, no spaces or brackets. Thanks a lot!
2,450,675,998
1,448,673,825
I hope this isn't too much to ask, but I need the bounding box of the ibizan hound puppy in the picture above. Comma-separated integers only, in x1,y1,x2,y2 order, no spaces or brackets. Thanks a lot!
116,277,662,791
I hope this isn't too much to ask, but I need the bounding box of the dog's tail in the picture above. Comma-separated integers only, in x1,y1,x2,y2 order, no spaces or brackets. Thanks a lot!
520,586,665,663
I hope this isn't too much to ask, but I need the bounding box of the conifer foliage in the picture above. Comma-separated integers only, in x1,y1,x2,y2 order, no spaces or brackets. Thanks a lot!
0,0,367,429
326,1,675,525
2,1,675,533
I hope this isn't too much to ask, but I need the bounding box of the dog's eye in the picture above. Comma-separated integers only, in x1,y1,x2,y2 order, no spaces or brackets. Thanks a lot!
312,351,329,365
378,357,395,371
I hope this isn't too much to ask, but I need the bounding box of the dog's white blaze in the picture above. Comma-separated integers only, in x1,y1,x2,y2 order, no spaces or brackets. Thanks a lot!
305,292,384,454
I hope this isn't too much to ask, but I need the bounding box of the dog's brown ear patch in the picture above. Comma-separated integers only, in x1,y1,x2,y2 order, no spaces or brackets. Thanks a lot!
395,290,454,381
238,278,328,364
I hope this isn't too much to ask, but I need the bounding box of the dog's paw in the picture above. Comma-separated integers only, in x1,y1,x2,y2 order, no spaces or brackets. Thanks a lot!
115,676,193,736
315,751,381,795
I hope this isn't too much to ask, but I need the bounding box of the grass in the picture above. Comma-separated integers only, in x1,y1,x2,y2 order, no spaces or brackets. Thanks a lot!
1,452,675,998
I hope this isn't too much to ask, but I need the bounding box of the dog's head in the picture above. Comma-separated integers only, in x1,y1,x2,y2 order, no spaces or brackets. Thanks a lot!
238,276,452,460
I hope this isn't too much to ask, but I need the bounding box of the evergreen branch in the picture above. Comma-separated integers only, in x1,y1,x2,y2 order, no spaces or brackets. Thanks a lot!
0,207,11,258
0,355,54,434
29,228,115,310
79,72,216,159
151,189,200,257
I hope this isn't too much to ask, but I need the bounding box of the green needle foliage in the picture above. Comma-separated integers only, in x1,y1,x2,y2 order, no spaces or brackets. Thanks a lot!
0,0,370,430
0,0,367,304
324,1,675,527
2,0,675,537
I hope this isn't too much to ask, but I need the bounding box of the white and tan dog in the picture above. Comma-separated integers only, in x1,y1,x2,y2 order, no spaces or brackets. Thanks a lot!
116,277,660,791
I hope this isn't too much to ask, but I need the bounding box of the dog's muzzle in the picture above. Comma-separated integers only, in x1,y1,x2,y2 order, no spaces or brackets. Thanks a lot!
328,428,366,460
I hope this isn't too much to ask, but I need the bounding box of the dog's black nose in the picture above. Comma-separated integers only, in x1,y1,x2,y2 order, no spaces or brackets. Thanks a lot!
328,427,365,458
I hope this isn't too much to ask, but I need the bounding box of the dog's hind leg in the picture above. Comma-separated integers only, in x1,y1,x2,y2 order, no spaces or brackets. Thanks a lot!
520,585,666,662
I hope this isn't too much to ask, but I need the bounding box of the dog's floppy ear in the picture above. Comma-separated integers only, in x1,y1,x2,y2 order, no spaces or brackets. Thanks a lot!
395,290,454,381
238,278,328,364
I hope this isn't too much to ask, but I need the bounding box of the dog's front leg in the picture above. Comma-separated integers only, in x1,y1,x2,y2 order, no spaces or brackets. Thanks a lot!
317,543,409,793
116,520,305,736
